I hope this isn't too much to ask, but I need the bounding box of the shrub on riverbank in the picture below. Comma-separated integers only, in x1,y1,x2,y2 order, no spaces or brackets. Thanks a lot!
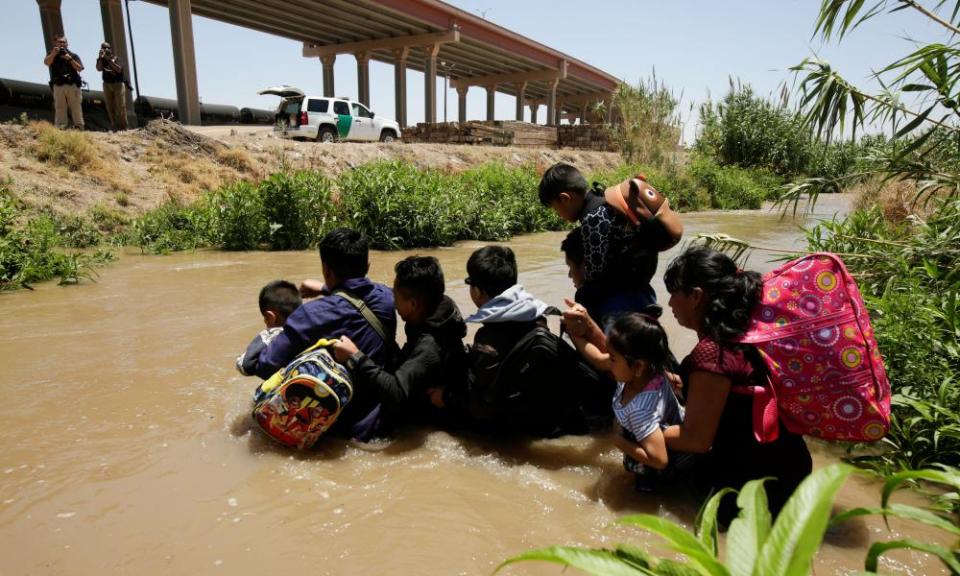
806,196,960,471
0,190,114,289
134,161,569,253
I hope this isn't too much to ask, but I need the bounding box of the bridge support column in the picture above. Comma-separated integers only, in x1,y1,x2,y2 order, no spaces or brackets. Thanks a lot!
515,82,526,122
456,86,467,124
356,51,370,106
422,43,440,124
321,55,336,98
36,0,64,53
393,47,408,127
485,84,496,122
546,79,558,126
168,0,200,125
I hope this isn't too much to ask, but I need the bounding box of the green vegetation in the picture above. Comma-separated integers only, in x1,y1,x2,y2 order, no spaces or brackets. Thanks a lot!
697,82,813,177
499,464,960,575
0,189,115,290
132,162,565,254
610,73,684,166
782,0,960,208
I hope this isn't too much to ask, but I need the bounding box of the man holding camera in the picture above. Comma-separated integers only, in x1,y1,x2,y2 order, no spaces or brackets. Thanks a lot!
43,35,85,130
96,42,128,131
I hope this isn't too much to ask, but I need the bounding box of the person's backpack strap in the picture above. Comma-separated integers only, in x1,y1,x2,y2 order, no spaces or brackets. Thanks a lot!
332,289,388,343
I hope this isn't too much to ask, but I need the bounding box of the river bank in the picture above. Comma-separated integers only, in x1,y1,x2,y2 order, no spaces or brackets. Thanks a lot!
0,120,625,219
0,194,951,575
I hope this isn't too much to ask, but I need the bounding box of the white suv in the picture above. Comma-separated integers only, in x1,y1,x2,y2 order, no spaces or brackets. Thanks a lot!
259,86,401,143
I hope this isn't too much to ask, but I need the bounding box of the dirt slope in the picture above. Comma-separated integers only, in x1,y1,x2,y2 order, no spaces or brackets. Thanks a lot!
0,120,622,218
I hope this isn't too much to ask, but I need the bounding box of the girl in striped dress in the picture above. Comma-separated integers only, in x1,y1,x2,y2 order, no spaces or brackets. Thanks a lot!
567,311,685,491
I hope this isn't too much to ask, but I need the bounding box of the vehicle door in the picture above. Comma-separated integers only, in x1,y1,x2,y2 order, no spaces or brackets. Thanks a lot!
257,86,305,133
350,102,378,141
332,100,352,139
305,98,329,132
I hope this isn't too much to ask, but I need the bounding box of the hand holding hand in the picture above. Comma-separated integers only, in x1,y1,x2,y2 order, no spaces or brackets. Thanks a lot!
331,335,359,363
561,298,590,338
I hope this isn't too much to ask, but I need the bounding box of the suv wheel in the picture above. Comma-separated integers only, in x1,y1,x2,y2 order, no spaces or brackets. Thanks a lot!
379,130,396,143
317,126,337,143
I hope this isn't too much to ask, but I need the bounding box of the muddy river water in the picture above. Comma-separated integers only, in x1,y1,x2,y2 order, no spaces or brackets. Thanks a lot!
0,194,951,575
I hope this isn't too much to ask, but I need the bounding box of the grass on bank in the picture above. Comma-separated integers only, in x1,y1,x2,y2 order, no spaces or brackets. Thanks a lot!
129,158,785,254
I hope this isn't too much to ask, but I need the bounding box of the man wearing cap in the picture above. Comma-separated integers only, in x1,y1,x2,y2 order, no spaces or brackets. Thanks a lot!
96,42,128,131
538,163,683,329
43,34,84,130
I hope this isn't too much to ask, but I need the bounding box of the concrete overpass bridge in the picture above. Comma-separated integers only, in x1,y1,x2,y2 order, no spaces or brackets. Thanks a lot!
36,0,620,127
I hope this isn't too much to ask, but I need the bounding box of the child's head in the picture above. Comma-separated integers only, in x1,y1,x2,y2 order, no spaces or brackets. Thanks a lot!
259,280,302,328
319,228,369,286
466,245,517,307
538,163,588,222
393,255,445,324
606,313,671,382
663,246,762,341
560,227,586,289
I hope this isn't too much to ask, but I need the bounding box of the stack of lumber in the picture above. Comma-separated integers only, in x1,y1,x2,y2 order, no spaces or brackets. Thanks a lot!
557,124,617,151
404,121,557,147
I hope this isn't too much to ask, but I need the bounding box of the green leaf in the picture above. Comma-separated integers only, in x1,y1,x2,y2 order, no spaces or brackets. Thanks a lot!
618,515,730,576
696,488,737,556
727,479,772,576
753,464,853,576
882,468,960,508
496,546,652,576
864,539,960,573
830,504,960,535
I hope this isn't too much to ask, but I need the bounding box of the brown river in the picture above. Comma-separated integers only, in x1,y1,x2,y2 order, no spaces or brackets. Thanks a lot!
0,194,951,575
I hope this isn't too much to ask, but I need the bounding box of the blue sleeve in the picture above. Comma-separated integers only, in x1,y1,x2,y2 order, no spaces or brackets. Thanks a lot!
255,304,327,379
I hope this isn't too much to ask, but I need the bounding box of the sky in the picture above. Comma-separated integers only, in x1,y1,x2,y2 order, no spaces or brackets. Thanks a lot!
0,1,946,142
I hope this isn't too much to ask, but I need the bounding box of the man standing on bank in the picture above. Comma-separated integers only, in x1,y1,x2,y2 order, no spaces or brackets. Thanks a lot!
96,42,128,131
43,35,85,130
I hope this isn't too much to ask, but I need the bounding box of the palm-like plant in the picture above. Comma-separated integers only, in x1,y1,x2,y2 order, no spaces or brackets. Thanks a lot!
498,463,960,576
782,0,960,211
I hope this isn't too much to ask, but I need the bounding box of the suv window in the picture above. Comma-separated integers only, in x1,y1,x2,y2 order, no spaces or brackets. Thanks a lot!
352,103,373,118
333,101,350,115
307,99,328,113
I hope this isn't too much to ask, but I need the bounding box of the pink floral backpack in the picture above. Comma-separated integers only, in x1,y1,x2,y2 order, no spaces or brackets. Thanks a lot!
733,253,891,443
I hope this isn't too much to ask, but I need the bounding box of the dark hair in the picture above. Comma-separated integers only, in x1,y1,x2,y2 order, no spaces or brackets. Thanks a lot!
606,313,672,376
319,227,368,279
538,163,588,206
663,246,763,341
394,255,445,307
466,245,517,297
259,280,301,318
560,227,584,265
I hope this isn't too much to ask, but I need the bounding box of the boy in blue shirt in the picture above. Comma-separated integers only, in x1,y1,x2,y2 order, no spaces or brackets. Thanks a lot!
253,227,397,441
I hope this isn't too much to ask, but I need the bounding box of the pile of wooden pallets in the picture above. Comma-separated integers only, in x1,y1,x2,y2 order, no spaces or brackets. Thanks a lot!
404,121,557,147
557,124,617,151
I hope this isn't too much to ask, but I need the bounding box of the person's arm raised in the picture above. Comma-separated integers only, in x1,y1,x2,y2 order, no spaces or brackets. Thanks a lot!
663,370,730,453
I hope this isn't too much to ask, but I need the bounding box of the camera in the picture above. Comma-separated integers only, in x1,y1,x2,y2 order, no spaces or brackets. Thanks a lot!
57,46,67,55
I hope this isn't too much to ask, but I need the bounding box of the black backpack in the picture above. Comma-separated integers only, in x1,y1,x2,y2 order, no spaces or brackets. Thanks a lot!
469,325,612,437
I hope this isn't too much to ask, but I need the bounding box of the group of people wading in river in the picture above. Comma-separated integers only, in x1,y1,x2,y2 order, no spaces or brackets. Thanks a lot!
236,162,813,526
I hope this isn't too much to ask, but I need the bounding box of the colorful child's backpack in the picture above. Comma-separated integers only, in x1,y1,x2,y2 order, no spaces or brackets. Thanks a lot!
734,253,891,443
252,339,352,450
